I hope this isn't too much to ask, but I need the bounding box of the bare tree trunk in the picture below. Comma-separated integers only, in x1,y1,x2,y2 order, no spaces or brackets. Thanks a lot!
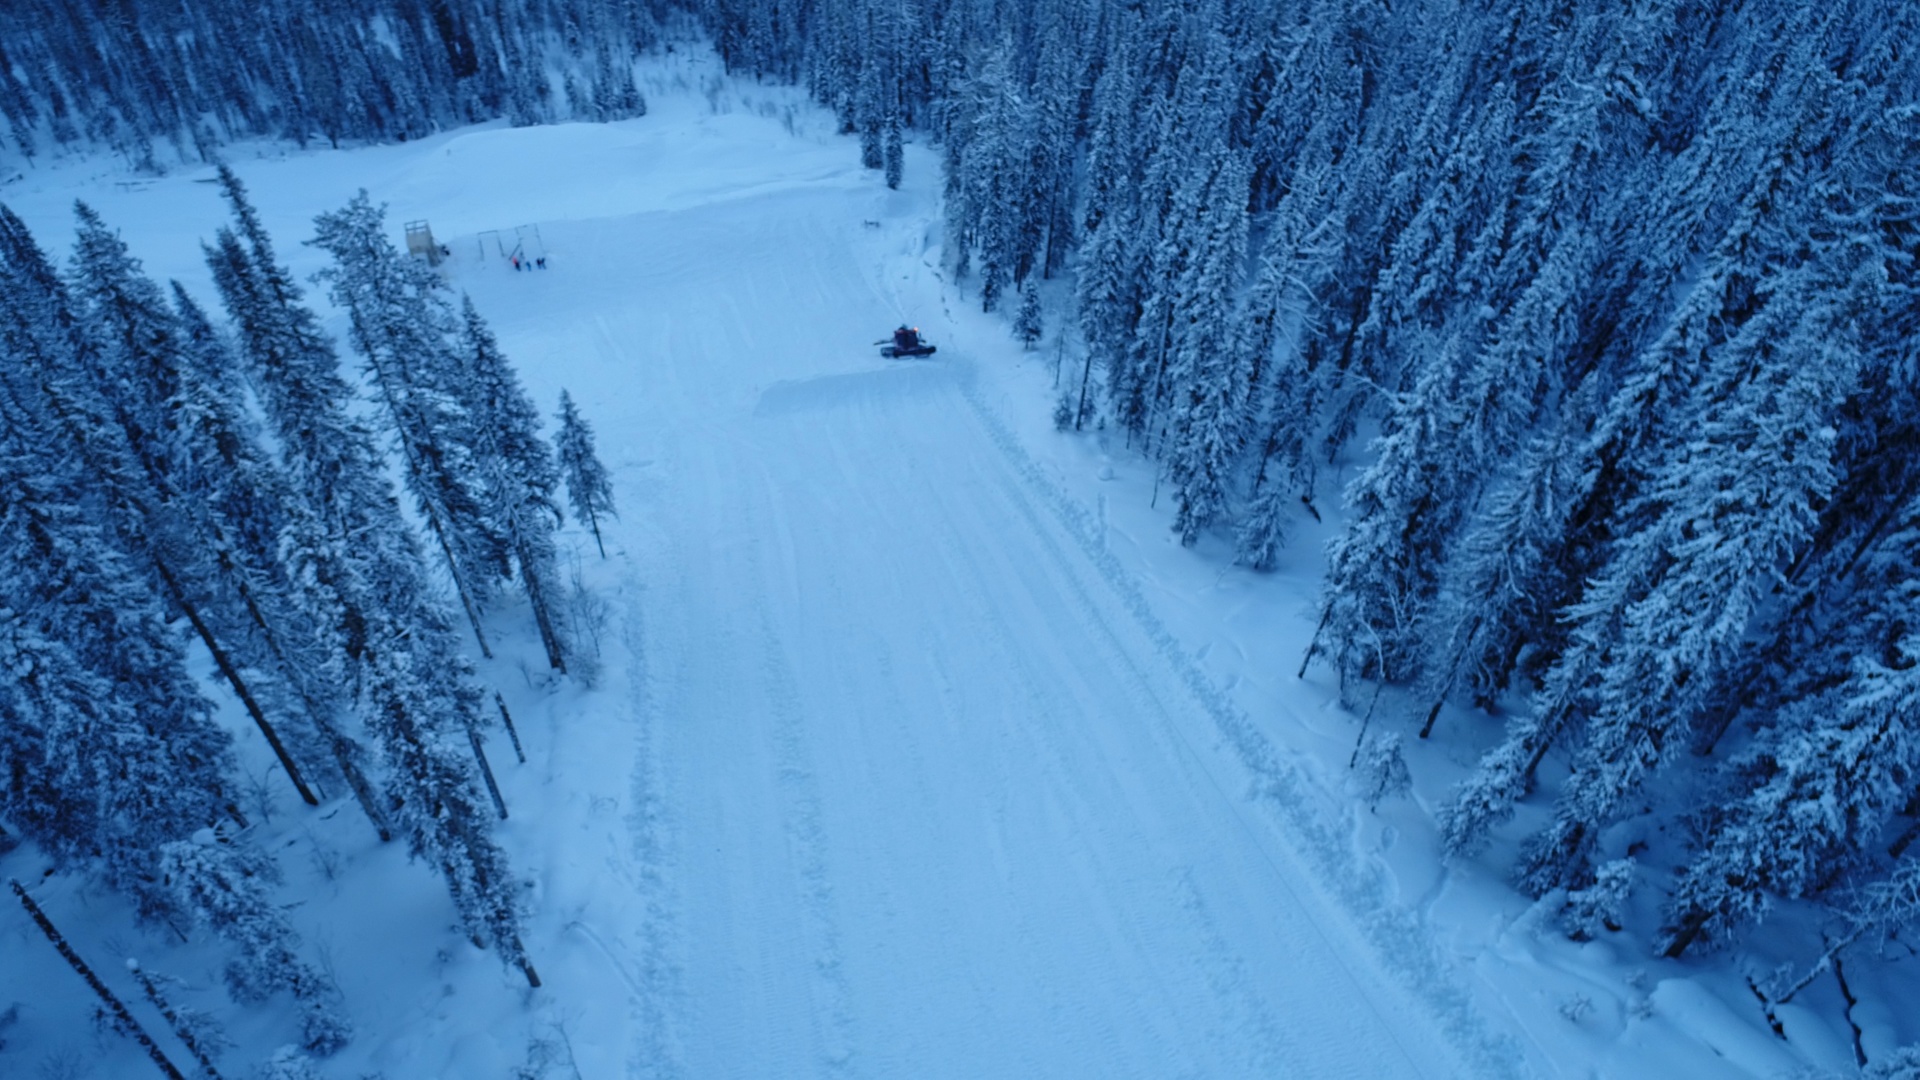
1299,606,1332,679
586,505,606,559
495,693,526,764
1074,346,1095,431
154,561,319,806
229,581,391,842
1418,670,1456,740
327,734,394,844
468,730,508,820
129,960,225,1080
429,517,493,659
10,880,188,1080
518,538,566,673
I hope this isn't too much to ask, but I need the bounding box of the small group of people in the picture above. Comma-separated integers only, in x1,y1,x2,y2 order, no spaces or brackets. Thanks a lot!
511,254,548,271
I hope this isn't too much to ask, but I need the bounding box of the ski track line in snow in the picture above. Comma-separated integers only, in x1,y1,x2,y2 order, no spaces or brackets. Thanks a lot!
944,358,1527,1078
753,585,863,1077
618,573,689,1080
735,305,1314,1070
908,430,1294,1071
936,379,1379,1073
779,368,1198,1068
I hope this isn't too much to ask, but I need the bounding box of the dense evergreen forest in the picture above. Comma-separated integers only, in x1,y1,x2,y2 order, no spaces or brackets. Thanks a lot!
2,0,1919,1061
0,0,659,167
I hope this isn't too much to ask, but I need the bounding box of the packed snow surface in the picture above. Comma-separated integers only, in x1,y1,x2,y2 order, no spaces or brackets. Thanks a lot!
3,50,1876,1080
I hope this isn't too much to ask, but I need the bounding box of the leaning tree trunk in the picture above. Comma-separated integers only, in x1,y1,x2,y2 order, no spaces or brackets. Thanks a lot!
11,881,188,1080
129,959,226,1080
154,560,320,806
585,504,606,559
229,576,394,843
516,535,566,673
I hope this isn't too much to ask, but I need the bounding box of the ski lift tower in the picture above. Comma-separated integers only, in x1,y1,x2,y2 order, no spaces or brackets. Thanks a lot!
405,219,442,266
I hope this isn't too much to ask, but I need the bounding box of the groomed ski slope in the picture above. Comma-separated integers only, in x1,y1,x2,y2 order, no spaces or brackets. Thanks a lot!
486,94,1471,1077
589,218,1455,1075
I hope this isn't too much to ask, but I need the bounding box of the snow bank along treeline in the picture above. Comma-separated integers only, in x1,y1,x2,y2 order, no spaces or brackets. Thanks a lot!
0,165,617,1070
700,0,1920,979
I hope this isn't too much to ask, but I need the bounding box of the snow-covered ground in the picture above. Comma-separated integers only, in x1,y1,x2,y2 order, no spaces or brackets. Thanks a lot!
1,47,1895,1079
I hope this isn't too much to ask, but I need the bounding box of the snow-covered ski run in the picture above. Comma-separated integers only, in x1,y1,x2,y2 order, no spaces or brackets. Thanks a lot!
598,214,1454,1075
488,118,1473,1077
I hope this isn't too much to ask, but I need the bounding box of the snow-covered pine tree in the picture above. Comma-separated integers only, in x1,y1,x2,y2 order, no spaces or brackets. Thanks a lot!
950,40,1033,313
457,295,569,673
1351,82,1517,373
1464,2,1664,357
3,210,351,1005
1163,148,1252,547
1657,100,1920,955
1437,60,1854,857
1355,732,1412,811
1412,422,1583,739
1072,11,1144,432
0,417,230,910
310,191,499,658
1013,276,1042,350
1563,858,1633,941
1123,21,1227,454
0,386,236,925
9,200,352,843
1024,17,1084,280
207,167,537,985
1286,8,1413,467
169,282,392,841
1315,334,1470,692
555,388,617,558
1075,8,1139,245
1232,167,1340,571
65,201,338,809
883,112,904,190
170,286,395,841
857,51,885,171
1319,209,1603,705
1330,17,1483,408
1516,242,1867,897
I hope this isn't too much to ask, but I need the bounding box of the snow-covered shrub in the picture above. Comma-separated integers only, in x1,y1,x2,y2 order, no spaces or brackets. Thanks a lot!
562,553,612,688
257,1046,322,1080
160,836,352,1052
1562,858,1634,940
1355,732,1412,810
1868,1045,1920,1080
1053,393,1076,432
300,999,352,1057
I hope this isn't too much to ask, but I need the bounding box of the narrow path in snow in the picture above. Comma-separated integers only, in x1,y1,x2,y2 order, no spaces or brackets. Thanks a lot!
570,183,1466,1078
